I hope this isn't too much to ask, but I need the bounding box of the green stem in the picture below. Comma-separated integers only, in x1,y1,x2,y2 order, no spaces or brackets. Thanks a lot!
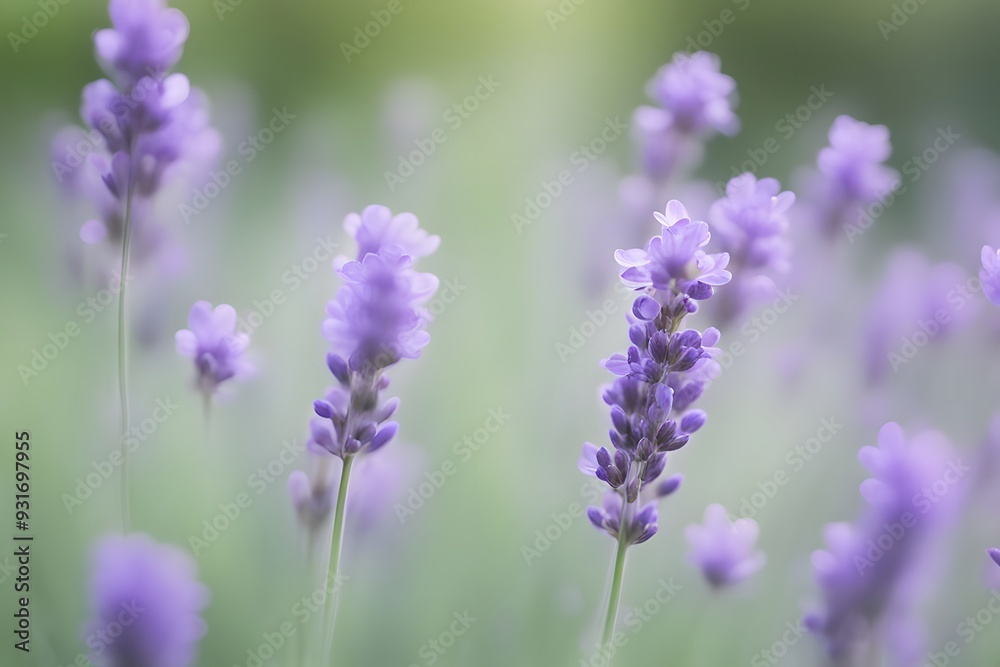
117,175,135,534
599,525,629,661
321,455,354,666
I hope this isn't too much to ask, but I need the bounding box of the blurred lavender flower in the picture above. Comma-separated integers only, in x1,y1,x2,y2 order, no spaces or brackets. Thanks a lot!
989,549,1000,568
84,533,208,667
581,199,732,656
863,249,977,385
804,115,899,238
631,51,739,183
980,245,1000,306
707,173,795,324
685,504,765,588
806,423,958,664
175,301,252,399
298,205,438,665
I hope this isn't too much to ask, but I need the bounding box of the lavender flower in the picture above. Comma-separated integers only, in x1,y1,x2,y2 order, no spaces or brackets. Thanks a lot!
175,301,252,398
631,52,738,182
806,115,899,237
806,423,957,663
989,548,1000,568
580,199,730,656
685,504,765,588
980,245,1000,306
707,173,795,323
84,533,208,667
297,205,438,665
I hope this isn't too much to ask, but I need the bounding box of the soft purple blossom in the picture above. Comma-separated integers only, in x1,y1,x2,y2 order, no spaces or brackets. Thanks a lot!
615,200,731,299
342,204,441,263
84,533,208,667
707,173,795,322
53,0,219,267
980,245,1000,306
583,201,729,548
645,51,739,137
989,548,1000,568
175,301,252,395
685,504,765,587
806,423,958,663
806,115,899,237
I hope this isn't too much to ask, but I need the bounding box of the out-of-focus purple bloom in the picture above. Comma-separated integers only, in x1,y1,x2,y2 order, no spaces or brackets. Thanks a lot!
288,468,335,532
307,207,437,463
646,52,739,138
806,115,899,237
615,200,731,299
863,249,977,384
806,423,958,663
52,0,219,269
685,504,765,587
583,200,729,548
175,301,252,395
988,548,1000,568
980,245,1000,306
84,533,208,667
707,173,795,323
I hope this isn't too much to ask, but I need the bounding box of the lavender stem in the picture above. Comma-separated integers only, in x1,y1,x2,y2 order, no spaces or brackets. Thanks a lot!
321,455,354,665
117,171,135,534
599,511,629,661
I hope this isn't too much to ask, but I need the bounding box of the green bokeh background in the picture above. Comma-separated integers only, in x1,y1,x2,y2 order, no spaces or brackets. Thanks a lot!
3,1,1000,665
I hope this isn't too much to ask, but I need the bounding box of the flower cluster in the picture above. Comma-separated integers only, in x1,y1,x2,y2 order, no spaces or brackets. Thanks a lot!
631,51,739,182
685,504,765,588
582,201,730,547
707,173,795,323
175,301,252,397
980,245,1000,307
53,0,218,261
307,206,439,461
807,115,899,237
806,423,957,663
84,533,209,667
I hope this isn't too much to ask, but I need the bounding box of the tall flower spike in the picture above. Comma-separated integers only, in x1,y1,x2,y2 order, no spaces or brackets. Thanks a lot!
84,534,209,667
806,423,958,664
706,173,795,325
685,504,765,588
299,205,438,667
806,115,899,238
580,199,730,661
175,301,252,404
54,0,219,533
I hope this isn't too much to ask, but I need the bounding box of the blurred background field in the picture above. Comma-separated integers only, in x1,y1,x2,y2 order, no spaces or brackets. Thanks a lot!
3,0,1000,665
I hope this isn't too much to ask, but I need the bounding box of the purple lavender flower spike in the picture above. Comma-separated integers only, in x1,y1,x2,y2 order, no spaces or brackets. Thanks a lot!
646,51,739,138
806,423,958,663
84,533,209,667
980,245,1000,306
175,301,252,398
297,206,439,665
581,200,732,656
707,173,795,324
806,115,900,238
685,504,765,588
